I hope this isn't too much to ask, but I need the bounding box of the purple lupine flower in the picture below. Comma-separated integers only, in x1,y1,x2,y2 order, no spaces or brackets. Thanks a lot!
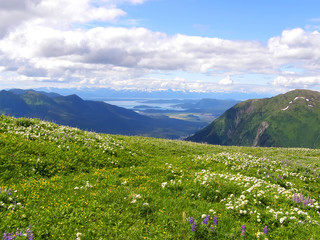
2,232,16,240
303,197,314,206
192,222,197,232
202,215,210,224
210,226,214,230
241,224,246,236
213,215,218,225
189,217,195,224
26,226,34,240
263,226,269,235
293,193,314,206
15,229,21,237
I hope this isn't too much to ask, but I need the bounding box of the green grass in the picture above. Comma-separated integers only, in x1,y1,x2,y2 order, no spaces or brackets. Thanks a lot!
0,115,319,239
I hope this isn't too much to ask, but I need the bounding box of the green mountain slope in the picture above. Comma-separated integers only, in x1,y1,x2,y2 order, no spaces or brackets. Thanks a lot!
187,89,320,148
0,115,319,239
0,89,205,139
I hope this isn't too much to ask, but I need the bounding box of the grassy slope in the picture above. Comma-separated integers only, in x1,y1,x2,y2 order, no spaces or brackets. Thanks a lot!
0,115,319,239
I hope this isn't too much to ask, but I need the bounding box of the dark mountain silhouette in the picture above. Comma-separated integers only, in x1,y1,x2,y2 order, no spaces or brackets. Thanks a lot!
0,89,205,139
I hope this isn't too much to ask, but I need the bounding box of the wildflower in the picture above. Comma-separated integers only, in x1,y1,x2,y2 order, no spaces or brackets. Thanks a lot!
3,231,17,240
210,226,215,230
263,226,269,235
213,215,218,225
241,224,246,236
280,217,286,224
161,182,167,189
15,229,21,236
192,222,197,232
202,215,210,224
143,202,149,206
76,232,82,240
256,232,263,238
7,189,12,196
85,181,92,188
26,226,35,240
240,225,246,232
189,217,195,224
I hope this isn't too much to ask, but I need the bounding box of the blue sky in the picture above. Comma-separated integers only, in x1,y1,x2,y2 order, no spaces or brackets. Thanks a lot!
0,0,320,97
120,0,320,41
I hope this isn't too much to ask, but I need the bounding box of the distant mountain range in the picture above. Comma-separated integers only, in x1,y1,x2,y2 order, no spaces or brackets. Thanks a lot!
187,89,320,148
0,89,207,139
25,87,272,100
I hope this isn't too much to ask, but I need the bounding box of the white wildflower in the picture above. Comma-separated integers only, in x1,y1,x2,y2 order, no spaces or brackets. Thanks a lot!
76,232,82,240
280,217,286,224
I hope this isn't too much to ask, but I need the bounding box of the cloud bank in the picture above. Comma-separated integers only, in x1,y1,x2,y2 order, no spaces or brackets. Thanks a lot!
0,0,320,93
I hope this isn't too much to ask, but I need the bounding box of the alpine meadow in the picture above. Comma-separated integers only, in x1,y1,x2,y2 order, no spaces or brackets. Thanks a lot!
0,115,319,239
2,1,320,239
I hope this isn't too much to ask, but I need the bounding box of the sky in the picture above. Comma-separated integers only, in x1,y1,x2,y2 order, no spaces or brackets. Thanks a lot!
1,0,320,97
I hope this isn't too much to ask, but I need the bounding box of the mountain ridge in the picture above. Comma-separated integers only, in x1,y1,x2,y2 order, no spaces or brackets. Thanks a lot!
0,89,205,139
187,89,320,148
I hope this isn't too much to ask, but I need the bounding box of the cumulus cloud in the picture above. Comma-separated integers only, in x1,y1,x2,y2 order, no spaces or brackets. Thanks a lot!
218,76,233,85
268,28,320,67
0,0,126,38
1,24,274,77
0,0,320,93
272,76,320,88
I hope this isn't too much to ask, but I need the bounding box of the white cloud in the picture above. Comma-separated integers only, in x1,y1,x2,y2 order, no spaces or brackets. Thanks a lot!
0,0,319,94
218,76,233,85
0,0,126,38
1,24,274,78
272,76,320,88
34,0,126,24
268,28,320,65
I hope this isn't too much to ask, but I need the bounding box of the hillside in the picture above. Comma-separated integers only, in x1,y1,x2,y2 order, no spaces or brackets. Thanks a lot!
0,115,319,239
187,89,320,148
0,89,205,139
